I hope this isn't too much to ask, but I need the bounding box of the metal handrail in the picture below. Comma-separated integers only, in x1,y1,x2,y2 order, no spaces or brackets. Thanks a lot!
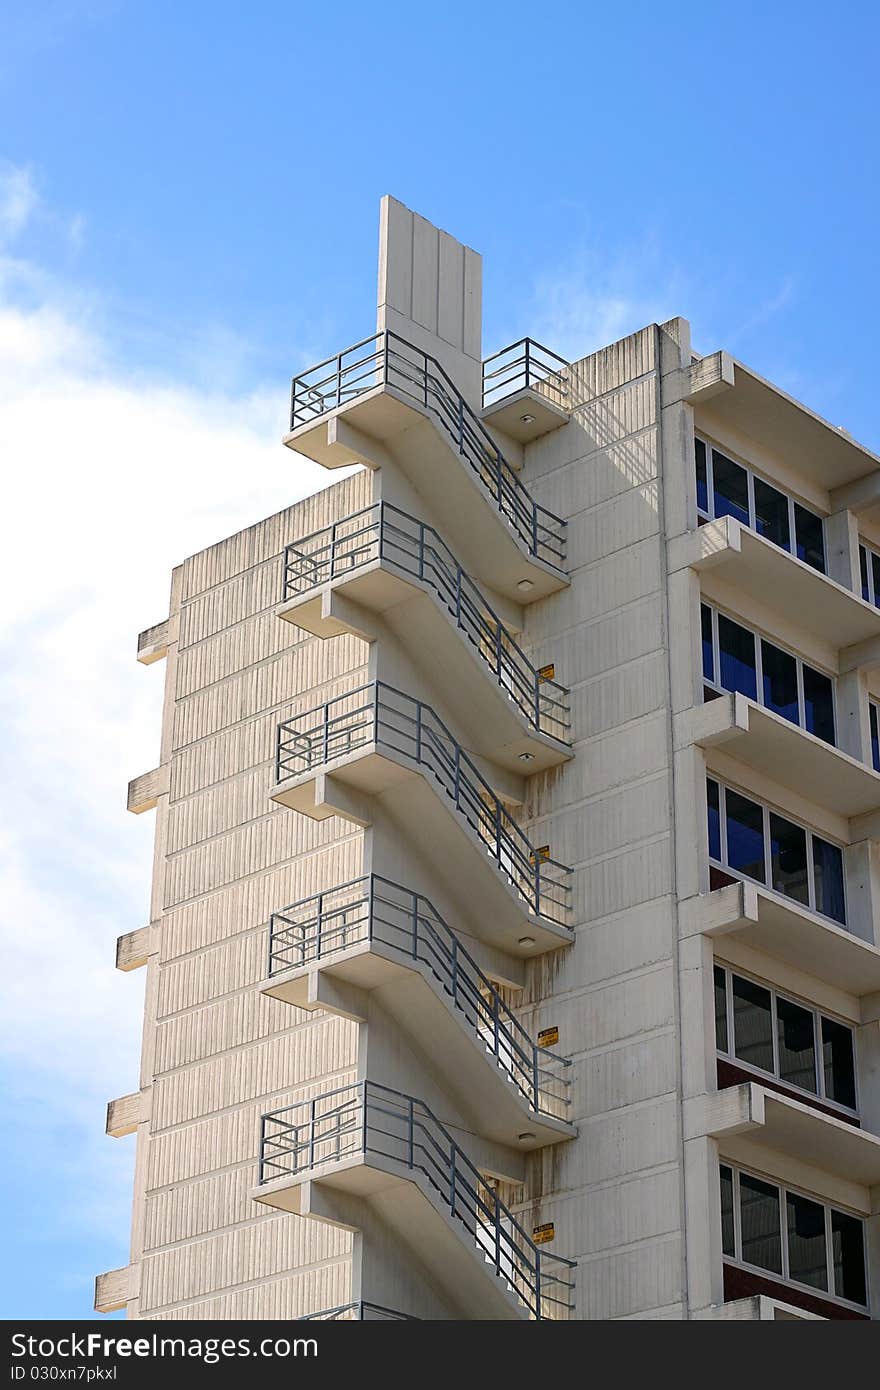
268,874,572,1119
482,338,569,410
259,1081,576,1321
282,501,570,743
289,330,566,571
274,682,572,927
299,1302,416,1321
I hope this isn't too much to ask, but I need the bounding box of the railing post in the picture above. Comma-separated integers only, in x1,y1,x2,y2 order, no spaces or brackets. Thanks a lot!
494,1191,501,1276
533,1047,540,1113
422,350,428,409
258,1114,265,1184
524,339,532,392
362,1084,368,1157
329,520,337,581
418,520,425,582
411,891,419,960
535,1252,542,1321
458,391,464,451
415,700,422,765
315,891,323,961
407,1097,414,1168
309,1098,316,1172
372,686,379,747
451,936,458,1007
493,989,500,1060
336,353,342,410
367,875,375,944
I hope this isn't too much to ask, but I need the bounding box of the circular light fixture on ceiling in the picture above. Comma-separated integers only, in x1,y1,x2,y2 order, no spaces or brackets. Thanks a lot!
520,413,536,425
517,579,534,593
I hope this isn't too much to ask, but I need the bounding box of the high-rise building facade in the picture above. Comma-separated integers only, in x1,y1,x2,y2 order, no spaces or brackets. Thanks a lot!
97,197,880,1322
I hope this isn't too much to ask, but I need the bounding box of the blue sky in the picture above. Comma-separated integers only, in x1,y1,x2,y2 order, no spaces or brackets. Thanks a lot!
1,0,878,1321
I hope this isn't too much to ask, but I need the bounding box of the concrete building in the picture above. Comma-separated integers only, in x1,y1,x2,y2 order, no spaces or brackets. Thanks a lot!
97,197,880,1321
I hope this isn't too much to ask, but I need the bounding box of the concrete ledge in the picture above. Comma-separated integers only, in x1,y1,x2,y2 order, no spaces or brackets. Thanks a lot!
137,617,171,665
127,765,169,815
106,1090,149,1139
688,1081,880,1190
694,1294,824,1320
676,690,880,819
116,925,154,972
94,1266,130,1314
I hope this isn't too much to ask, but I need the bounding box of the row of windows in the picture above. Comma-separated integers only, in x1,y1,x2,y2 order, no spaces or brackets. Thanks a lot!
701,603,835,746
714,965,856,1112
707,777,846,925
720,1163,867,1307
695,438,826,573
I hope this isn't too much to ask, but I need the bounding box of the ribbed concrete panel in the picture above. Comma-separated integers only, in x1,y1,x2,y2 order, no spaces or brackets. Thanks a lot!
566,327,657,407
143,1167,345,1251
139,1213,351,1313
151,1018,356,1129
148,1264,353,1321
153,987,301,1073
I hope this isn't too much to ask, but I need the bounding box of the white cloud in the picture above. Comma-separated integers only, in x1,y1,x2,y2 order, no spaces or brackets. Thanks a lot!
0,162,38,242
0,170,341,1273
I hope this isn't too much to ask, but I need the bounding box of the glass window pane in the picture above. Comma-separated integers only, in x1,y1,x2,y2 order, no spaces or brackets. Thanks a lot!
720,1164,735,1257
794,504,826,573
695,438,709,515
714,966,728,1052
812,837,846,925
718,615,757,700
831,1210,867,1305
712,451,750,526
739,1173,782,1274
872,551,880,610
761,641,799,725
821,1017,856,1110
860,545,870,602
786,1192,828,1290
754,477,791,551
769,812,809,906
701,604,714,683
726,790,766,882
732,974,774,1074
776,996,817,1093
707,779,721,860
871,703,880,773
802,666,835,745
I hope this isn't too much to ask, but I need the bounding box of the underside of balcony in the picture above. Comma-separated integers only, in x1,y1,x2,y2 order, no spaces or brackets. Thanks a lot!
263,945,574,1150
270,747,571,956
679,880,880,1002
277,565,570,774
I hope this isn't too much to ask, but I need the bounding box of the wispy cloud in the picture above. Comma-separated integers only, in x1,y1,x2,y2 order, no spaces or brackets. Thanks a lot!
0,163,337,1314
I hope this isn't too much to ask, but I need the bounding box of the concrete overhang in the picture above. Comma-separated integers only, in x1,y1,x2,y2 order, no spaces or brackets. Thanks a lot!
690,1082,880,1192
262,946,575,1151
688,353,880,494
253,1162,531,1321
480,387,570,444
694,1294,825,1320
283,394,567,604
277,569,571,776
270,753,572,957
669,516,880,648
679,880,880,1005
678,691,880,820
94,1266,130,1314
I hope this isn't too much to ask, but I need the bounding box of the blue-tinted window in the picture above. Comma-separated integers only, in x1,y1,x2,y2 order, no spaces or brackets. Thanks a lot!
860,545,871,602
720,1165,735,1257
872,551,880,608
821,1018,856,1111
718,615,757,700
707,778,721,860
761,640,799,725
832,1211,867,1305
794,504,826,573
701,604,714,683
812,837,846,924
712,451,750,526
695,438,708,515
725,789,765,881
871,703,880,773
787,1193,828,1291
769,813,809,906
733,974,774,1074
714,966,728,1052
803,666,835,745
739,1173,782,1275
754,477,790,551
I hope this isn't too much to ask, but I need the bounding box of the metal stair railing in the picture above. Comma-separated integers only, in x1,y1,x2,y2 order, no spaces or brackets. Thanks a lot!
274,682,571,927
267,874,572,1119
289,331,566,570
259,1081,576,1321
481,338,569,410
282,501,570,743
299,1302,416,1321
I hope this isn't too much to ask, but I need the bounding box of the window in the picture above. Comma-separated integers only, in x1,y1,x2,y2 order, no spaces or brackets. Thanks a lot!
715,965,857,1113
870,701,880,773
719,1163,868,1307
696,436,826,573
858,541,880,607
701,603,836,746
706,777,846,924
